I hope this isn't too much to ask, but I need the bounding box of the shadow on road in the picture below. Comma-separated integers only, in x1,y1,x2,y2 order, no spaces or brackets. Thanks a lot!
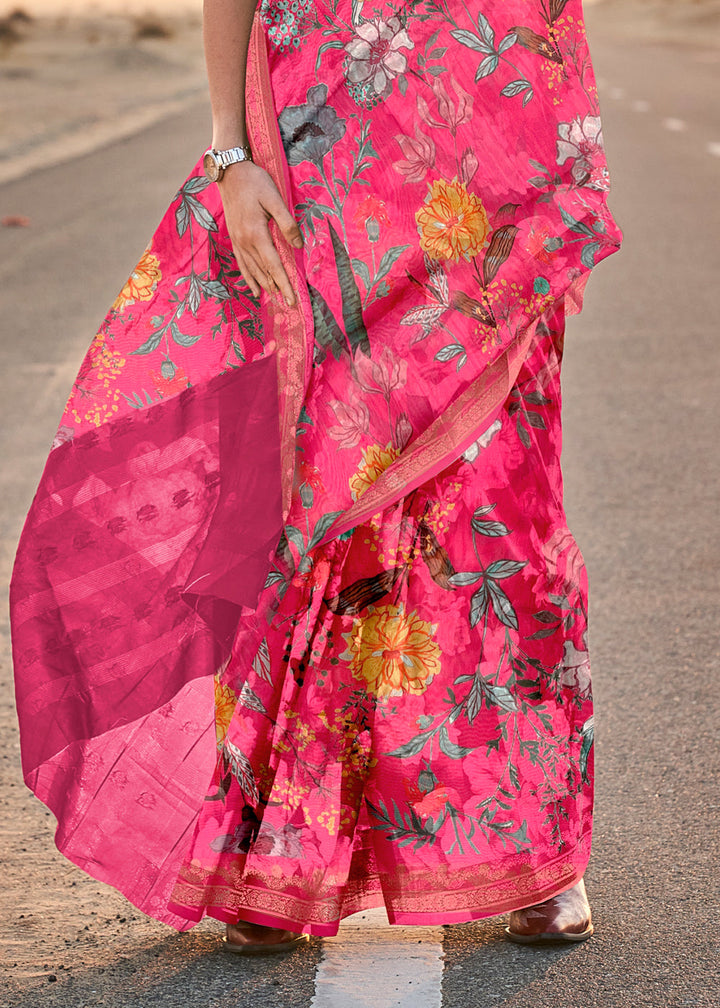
6,927,322,1008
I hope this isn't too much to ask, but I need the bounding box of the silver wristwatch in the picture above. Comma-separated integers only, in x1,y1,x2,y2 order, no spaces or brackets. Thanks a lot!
202,145,253,182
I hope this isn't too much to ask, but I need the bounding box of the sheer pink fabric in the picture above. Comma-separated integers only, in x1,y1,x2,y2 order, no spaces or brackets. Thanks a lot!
11,1,620,933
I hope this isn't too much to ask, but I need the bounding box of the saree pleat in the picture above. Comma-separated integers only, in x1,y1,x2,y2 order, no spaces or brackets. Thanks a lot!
11,0,620,932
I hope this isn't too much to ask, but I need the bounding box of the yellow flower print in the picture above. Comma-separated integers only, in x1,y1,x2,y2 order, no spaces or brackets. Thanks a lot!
415,178,490,262
112,248,162,311
349,443,399,501
316,807,339,836
341,604,441,698
214,678,238,749
70,331,126,427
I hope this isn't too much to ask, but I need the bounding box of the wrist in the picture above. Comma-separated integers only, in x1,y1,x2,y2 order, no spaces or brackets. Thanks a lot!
211,118,249,151
212,134,249,150
203,144,253,183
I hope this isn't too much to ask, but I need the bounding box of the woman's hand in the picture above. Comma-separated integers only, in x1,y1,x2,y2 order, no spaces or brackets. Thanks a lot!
217,160,303,307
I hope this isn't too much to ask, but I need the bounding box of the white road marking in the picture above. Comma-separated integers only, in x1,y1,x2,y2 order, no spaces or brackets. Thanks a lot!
631,99,651,113
707,142,720,158
310,909,444,1008
0,91,206,187
662,117,687,132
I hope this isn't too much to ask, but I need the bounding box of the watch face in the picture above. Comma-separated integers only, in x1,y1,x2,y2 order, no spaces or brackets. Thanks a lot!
203,151,221,183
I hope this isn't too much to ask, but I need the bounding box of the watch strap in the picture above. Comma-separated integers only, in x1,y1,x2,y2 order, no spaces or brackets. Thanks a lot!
215,145,253,167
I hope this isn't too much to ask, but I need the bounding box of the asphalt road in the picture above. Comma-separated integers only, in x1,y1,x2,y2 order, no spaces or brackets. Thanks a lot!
1,7,719,1007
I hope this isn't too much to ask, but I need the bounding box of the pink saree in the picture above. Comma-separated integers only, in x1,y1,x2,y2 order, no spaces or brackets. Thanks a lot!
11,0,621,935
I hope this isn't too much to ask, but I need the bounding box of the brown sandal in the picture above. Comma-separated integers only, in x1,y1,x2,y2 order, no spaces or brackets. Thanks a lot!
504,878,594,944
223,920,309,955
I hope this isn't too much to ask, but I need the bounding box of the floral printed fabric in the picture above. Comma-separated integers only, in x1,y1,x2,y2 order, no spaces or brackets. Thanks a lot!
11,0,620,933
168,311,598,934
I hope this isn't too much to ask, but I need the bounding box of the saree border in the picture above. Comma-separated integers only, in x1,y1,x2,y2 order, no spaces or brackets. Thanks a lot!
245,16,313,519
319,321,538,545
168,827,590,936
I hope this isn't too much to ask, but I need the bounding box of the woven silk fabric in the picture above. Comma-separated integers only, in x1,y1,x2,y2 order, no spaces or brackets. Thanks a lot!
11,0,621,933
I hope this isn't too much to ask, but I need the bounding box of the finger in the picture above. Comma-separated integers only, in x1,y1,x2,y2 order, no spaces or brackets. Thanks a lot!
229,224,276,295
233,252,258,298
261,190,304,250
253,239,296,307
242,240,289,305
232,248,260,299
245,248,279,296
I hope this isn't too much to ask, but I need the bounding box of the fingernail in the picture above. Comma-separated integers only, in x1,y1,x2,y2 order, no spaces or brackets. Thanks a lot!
292,238,304,249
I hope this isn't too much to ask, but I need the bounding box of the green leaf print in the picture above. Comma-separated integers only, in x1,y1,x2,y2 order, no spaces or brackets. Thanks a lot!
467,673,519,719
130,331,163,356
185,195,218,232
581,242,603,269
489,816,529,851
170,323,201,348
447,571,484,587
469,582,489,627
386,731,435,759
223,739,260,805
284,525,306,554
471,518,511,538
501,79,533,99
175,200,190,237
476,54,499,80
308,283,347,362
328,222,370,355
367,798,437,849
438,725,476,760
239,683,266,715
374,245,411,286
533,610,560,624
450,29,493,55
558,205,595,237
251,638,272,683
476,12,496,48
485,560,527,579
580,717,594,784
307,511,344,552
351,258,372,291
201,279,231,300
487,580,519,630
181,176,211,195
435,343,466,364
315,38,343,71
487,683,519,714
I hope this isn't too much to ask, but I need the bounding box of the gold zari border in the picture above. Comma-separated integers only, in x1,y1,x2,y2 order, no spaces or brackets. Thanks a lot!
246,16,310,519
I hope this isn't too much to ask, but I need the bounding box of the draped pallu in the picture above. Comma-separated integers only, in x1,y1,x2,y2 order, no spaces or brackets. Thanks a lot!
11,0,621,933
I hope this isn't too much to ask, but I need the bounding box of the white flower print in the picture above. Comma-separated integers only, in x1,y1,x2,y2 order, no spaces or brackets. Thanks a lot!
556,114,610,191
560,640,591,696
345,16,414,98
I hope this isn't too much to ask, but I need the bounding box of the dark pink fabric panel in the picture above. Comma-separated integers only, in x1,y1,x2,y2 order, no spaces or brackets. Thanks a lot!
11,355,282,779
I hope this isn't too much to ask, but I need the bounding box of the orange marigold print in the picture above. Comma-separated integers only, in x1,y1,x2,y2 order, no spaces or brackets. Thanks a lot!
415,178,490,261
341,604,440,698
112,248,162,311
349,443,400,501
